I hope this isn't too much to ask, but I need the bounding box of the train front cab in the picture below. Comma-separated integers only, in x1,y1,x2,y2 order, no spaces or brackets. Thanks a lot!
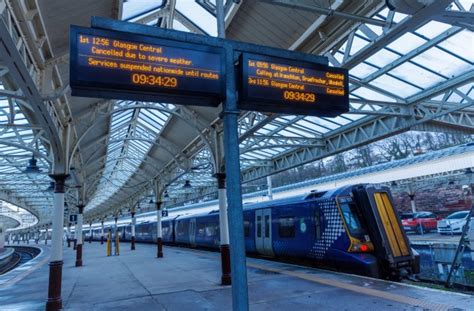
351,184,419,279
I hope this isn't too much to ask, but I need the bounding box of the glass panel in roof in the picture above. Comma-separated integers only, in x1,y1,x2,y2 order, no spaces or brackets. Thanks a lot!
348,35,370,56
122,0,164,20
351,86,397,102
415,21,451,39
370,74,421,97
173,19,189,32
176,2,216,36
438,30,474,63
389,62,446,89
458,0,474,10
387,32,426,55
411,46,472,77
350,62,379,79
365,49,400,68
299,118,331,133
326,116,352,126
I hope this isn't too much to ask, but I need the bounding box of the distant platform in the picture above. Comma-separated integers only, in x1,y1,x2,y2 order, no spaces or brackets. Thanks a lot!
0,242,472,310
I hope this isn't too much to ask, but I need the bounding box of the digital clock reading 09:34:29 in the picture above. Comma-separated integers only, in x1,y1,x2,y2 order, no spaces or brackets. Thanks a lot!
131,73,177,88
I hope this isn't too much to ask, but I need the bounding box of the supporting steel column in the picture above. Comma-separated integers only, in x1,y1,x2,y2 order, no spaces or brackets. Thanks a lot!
218,0,249,306
75,205,84,267
216,173,231,285
100,220,104,245
45,228,48,245
267,176,273,200
46,174,67,311
156,202,163,258
131,210,136,250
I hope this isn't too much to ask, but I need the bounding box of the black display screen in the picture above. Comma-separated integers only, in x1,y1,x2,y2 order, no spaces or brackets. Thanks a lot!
70,26,225,106
240,53,349,116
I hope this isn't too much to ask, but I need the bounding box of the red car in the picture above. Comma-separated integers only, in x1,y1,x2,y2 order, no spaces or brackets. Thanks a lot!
401,212,438,234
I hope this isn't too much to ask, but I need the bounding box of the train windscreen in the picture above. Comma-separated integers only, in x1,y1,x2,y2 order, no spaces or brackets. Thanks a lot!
339,200,368,240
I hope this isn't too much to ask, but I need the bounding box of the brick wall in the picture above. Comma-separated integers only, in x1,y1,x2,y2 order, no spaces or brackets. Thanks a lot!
392,184,472,217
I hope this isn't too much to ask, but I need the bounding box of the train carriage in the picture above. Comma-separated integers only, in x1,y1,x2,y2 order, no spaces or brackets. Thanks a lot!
97,184,419,279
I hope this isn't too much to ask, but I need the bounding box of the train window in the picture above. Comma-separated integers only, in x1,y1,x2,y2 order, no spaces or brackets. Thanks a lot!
278,217,295,238
339,201,368,239
264,216,270,238
205,223,216,237
197,223,206,236
244,220,250,237
314,210,322,240
257,216,262,238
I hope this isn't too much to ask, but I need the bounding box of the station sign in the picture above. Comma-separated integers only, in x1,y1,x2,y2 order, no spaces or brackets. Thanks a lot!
70,26,225,106
69,214,78,223
161,210,168,217
239,53,349,116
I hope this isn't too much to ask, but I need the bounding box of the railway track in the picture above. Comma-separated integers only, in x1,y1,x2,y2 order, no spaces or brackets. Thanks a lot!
0,246,40,275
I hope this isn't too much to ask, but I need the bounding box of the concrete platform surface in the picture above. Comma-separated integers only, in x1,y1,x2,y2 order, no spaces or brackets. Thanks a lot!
0,241,473,310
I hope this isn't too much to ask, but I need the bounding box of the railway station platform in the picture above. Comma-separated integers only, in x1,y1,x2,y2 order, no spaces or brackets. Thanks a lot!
1,242,473,311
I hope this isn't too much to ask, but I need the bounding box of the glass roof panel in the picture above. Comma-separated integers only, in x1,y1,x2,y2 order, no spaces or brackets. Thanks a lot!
370,74,422,97
365,49,400,67
389,62,446,89
387,32,427,55
411,47,472,77
176,2,217,36
438,30,474,63
122,0,164,20
350,62,379,79
351,86,398,102
415,21,452,39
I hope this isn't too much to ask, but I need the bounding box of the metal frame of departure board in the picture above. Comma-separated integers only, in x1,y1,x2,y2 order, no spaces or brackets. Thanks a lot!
69,16,351,311
70,26,226,106
239,53,349,117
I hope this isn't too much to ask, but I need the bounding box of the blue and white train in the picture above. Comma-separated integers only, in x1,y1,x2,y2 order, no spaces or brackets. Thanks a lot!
89,184,419,279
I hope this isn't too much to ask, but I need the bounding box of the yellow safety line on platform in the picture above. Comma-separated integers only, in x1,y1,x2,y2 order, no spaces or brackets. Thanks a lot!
0,251,49,289
247,262,450,311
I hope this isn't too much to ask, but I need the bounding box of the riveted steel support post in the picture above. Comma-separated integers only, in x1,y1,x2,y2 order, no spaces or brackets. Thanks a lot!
216,173,231,285
46,174,67,311
218,0,249,308
131,211,136,250
75,205,84,267
156,201,163,258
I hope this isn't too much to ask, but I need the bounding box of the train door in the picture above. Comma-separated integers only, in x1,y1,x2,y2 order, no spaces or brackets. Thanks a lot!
255,209,274,256
189,218,196,246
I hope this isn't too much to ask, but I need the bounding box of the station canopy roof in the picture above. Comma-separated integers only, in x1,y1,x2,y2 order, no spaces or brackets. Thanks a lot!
0,0,472,227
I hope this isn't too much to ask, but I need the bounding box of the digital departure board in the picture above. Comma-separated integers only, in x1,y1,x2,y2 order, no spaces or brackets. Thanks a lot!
240,53,349,116
70,26,225,106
